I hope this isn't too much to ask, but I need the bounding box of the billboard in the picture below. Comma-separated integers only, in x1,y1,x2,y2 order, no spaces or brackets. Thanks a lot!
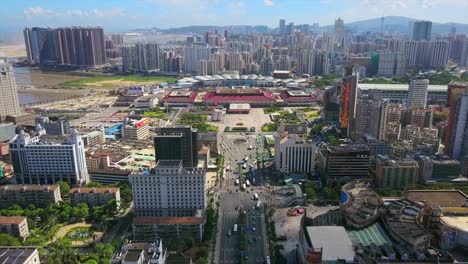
340,81,351,129
136,118,150,128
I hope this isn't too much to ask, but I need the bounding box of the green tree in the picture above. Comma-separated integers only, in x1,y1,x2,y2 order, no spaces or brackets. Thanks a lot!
0,234,21,246
199,246,209,258
46,239,80,264
56,181,71,198
195,257,208,264
85,182,103,188
95,243,114,264
304,181,317,200
105,199,118,217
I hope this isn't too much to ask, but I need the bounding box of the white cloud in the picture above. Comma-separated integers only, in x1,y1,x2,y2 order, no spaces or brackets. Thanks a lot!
236,1,245,7
24,7,54,16
24,6,126,18
263,0,275,7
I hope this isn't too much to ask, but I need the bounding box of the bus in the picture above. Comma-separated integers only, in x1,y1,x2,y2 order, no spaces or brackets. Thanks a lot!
246,180,251,187
233,224,238,232
235,179,240,185
256,200,261,209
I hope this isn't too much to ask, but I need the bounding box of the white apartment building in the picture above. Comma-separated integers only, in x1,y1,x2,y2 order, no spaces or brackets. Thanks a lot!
0,216,29,239
129,160,206,217
407,78,429,108
275,132,316,174
0,57,21,119
10,129,89,186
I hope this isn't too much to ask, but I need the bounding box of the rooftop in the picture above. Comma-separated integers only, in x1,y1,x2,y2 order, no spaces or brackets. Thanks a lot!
133,216,204,225
306,226,354,262
155,160,182,168
70,187,119,194
0,184,59,192
405,190,468,207
0,247,38,263
359,83,447,92
0,216,26,225
440,216,468,230
229,103,251,110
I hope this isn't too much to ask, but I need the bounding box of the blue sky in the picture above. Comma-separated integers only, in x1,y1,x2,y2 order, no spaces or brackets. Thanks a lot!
0,0,467,32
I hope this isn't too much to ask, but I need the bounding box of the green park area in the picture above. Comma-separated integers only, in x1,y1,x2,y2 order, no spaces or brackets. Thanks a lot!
62,75,177,87
262,111,300,132
141,107,173,119
177,113,218,132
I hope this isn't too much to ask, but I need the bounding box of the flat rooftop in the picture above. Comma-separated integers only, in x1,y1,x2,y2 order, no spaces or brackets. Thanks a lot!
155,160,182,168
0,247,38,263
0,184,59,192
359,83,447,92
0,216,26,225
441,216,468,231
405,190,468,207
229,103,251,110
306,226,354,262
70,187,119,194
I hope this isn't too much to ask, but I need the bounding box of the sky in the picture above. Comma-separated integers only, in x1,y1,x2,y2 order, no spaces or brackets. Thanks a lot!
0,0,467,32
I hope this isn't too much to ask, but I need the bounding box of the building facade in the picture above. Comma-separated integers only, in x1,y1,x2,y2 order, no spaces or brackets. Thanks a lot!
412,21,432,41
70,187,120,207
0,58,21,120
0,216,29,239
0,185,61,208
10,129,89,186
407,78,429,108
275,133,316,174
154,126,198,168
371,155,419,189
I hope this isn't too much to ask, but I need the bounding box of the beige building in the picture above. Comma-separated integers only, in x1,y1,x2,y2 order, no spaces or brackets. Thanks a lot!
122,118,150,141
0,58,21,120
70,187,120,208
0,185,61,208
0,216,29,239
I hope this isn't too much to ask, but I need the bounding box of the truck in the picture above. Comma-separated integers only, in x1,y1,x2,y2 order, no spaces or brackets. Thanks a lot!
256,200,261,209
253,193,259,200
235,179,240,185
246,180,251,187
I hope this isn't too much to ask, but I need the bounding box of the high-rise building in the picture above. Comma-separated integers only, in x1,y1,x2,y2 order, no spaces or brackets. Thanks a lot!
340,68,359,137
445,81,468,152
154,126,198,167
226,52,244,71
24,27,106,66
407,77,429,108
412,20,432,41
183,46,210,73
334,18,345,34
354,97,389,140
35,116,70,136
377,53,407,77
279,19,286,34
0,58,21,120
10,129,89,186
370,155,419,189
447,93,468,170
427,41,451,68
122,43,160,72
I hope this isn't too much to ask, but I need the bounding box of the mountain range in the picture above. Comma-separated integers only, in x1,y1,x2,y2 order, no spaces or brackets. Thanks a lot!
147,16,468,35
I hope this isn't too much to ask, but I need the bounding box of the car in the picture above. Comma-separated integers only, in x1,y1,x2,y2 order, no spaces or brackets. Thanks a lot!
253,227,256,232
227,232,231,237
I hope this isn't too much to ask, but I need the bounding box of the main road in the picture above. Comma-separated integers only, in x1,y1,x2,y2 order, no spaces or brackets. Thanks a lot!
216,133,270,264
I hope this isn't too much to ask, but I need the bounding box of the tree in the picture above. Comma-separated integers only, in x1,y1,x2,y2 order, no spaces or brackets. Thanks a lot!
105,199,118,217
56,181,70,198
199,246,209,258
195,257,208,264
0,234,20,246
95,243,114,264
46,239,80,264
304,181,317,200
85,182,103,188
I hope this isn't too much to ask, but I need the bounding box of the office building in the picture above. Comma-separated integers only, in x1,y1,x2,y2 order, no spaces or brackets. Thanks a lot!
154,126,198,168
10,129,89,186
370,155,419,189
447,93,468,174
340,68,359,137
0,216,29,239
24,27,106,66
417,155,461,182
70,187,120,208
275,124,316,174
407,77,429,108
0,185,61,208
412,20,432,41
130,160,206,217
35,116,70,136
445,81,468,152
317,144,370,186
0,247,40,264
122,118,150,141
0,58,21,120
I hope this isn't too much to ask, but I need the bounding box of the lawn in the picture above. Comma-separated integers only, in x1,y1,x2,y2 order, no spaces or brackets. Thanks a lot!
262,111,300,132
62,75,178,87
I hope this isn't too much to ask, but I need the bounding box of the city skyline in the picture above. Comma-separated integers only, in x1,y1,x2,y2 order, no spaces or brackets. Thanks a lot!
0,0,468,32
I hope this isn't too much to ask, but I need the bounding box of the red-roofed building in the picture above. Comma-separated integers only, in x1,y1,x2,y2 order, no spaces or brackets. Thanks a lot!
162,91,198,106
204,87,276,106
132,211,204,242
280,91,317,106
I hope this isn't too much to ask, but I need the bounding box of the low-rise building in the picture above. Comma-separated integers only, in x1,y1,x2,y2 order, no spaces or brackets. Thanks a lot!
132,210,204,243
370,155,419,189
416,155,461,182
113,240,167,264
134,95,159,109
89,168,131,185
70,187,120,207
86,149,113,170
122,118,150,141
0,247,40,264
0,216,29,239
0,184,61,208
